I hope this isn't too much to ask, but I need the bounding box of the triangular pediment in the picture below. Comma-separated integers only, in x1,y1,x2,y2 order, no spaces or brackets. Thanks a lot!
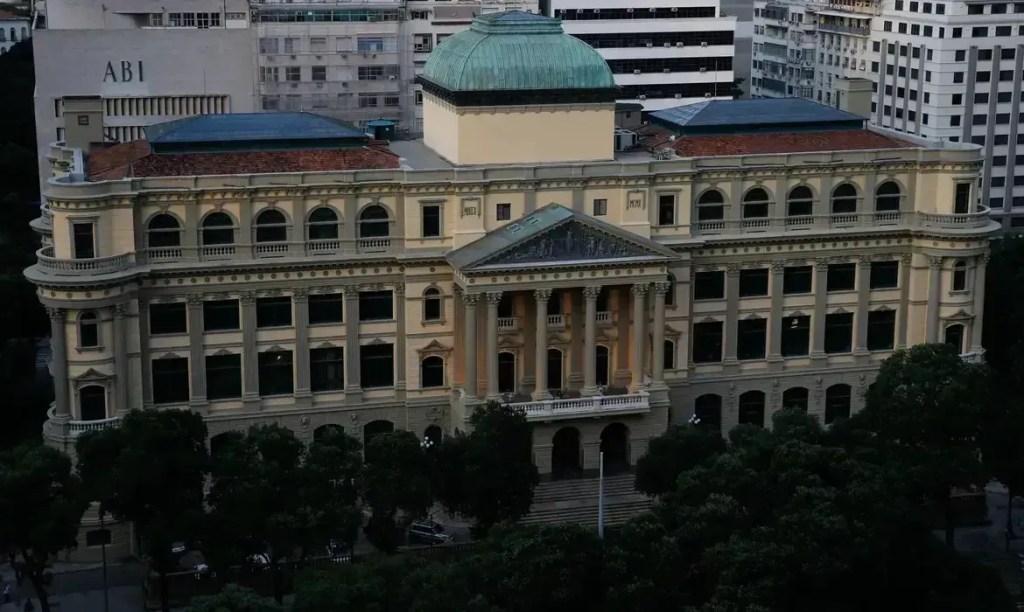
447,204,677,272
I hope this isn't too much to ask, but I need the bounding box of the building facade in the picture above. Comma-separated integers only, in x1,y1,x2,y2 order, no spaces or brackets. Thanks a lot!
0,9,30,54
29,13,994,486
750,0,1024,226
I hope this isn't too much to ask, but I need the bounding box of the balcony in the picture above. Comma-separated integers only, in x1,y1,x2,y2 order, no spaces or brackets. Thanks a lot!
510,392,650,422
30,204,53,235
817,22,871,37
498,316,518,331
693,208,991,236
547,314,565,330
36,246,133,276
596,311,613,326
47,405,120,437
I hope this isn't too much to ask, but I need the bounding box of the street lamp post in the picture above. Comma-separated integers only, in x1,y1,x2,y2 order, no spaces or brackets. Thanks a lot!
597,451,605,540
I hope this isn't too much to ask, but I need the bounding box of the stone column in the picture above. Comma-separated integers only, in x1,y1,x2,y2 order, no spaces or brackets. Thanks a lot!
293,288,311,400
240,291,259,406
186,296,207,405
630,283,648,391
926,256,943,343
463,293,479,399
343,286,362,401
767,261,784,361
651,281,669,386
896,254,913,349
47,307,70,421
112,303,130,415
723,264,740,363
394,283,407,394
853,256,871,354
533,289,551,400
485,291,502,400
811,258,828,357
969,254,988,352
581,286,601,396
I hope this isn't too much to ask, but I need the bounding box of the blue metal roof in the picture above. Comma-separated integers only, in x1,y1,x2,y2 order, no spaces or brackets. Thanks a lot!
146,113,365,145
650,98,865,136
365,119,396,127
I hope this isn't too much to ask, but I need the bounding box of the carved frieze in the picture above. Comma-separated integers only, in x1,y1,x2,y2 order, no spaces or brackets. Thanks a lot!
478,221,651,267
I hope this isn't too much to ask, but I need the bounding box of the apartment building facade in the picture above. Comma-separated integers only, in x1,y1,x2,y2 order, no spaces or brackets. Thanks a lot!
751,0,1024,225
0,9,30,54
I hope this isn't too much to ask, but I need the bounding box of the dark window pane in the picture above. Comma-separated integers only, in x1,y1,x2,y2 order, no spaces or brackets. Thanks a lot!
867,310,896,351
79,314,99,348
79,385,106,421
203,300,240,331
206,354,242,400
869,261,899,289
737,319,767,360
361,343,394,388
309,294,344,325
359,291,393,321
738,392,765,427
693,321,723,363
694,271,725,300
424,292,442,321
310,347,344,392
739,269,769,297
421,356,445,388
825,385,851,424
826,263,856,292
149,303,187,335
824,313,854,354
422,205,441,237
782,387,809,411
954,183,971,214
783,266,813,294
658,194,675,226
694,394,722,433
781,315,810,356
73,223,95,259
256,297,292,328
152,357,189,404
258,350,294,396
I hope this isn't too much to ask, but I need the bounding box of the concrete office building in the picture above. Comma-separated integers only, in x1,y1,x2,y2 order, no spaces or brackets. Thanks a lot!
29,12,993,504
543,0,737,109
751,0,1024,225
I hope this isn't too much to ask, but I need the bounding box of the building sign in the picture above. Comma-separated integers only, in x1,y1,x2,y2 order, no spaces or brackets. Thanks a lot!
627,191,645,210
103,61,144,83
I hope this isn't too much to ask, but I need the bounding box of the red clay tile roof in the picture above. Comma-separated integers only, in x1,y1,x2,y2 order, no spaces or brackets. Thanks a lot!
0,11,24,20
672,130,914,157
86,139,400,180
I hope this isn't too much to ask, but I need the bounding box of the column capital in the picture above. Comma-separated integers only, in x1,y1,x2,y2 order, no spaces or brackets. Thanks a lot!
394,282,406,297
928,255,944,269
485,291,503,306
725,263,741,277
857,255,873,267
342,285,360,298
582,285,602,300
46,306,66,321
533,288,552,302
813,257,830,269
239,291,257,304
111,303,128,317
631,283,650,297
186,294,204,308
292,287,309,302
463,292,481,306
978,253,991,266
900,253,913,265
652,281,671,296
770,261,786,273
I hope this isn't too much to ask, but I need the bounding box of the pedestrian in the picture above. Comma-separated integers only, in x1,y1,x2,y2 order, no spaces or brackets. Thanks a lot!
3,582,11,604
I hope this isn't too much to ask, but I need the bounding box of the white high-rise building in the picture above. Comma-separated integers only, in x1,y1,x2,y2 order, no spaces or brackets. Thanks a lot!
544,0,737,109
751,0,1024,225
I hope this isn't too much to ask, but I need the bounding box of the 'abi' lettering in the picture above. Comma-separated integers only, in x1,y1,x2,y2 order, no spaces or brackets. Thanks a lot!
103,60,145,83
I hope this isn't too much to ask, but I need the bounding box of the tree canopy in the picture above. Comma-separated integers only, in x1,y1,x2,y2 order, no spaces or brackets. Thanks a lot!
359,430,433,552
634,422,726,496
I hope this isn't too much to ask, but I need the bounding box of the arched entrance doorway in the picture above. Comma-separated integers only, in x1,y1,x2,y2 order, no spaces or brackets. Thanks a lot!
551,426,581,480
596,345,610,387
498,352,516,394
363,420,394,462
423,424,443,449
313,424,345,443
547,348,563,393
599,423,630,474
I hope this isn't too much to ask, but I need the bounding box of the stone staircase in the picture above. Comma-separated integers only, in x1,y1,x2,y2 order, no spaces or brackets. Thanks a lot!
522,473,652,528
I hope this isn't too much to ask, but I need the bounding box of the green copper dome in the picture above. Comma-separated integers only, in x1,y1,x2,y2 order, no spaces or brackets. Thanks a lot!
420,11,615,92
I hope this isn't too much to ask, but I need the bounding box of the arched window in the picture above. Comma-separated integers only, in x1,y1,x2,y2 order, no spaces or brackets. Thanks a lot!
424,424,443,447
423,288,442,321
696,189,726,222
664,275,675,307
201,212,234,245
79,311,99,348
79,385,107,421
308,207,339,241
742,187,770,219
874,181,902,212
945,323,966,353
254,209,288,243
787,185,814,217
831,183,858,214
147,214,181,248
358,205,389,238
420,356,445,388
824,384,852,424
738,390,765,427
694,394,722,433
21,27,27,39
663,340,675,370
782,387,809,411
8,28,14,41
952,260,968,291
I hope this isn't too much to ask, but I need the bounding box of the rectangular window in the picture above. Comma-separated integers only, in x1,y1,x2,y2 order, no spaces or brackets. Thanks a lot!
360,343,394,388
149,302,187,335
152,357,189,404
693,271,725,300
783,266,813,295
737,319,767,360
308,294,344,325
824,313,854,354
826,263,856,292
422,204,441,237
593,199,608,216
359,290,393,321
496,203,511,221
692,321,723,363
258,350,294,397
954,183,971,214
867,310,896,351
205,354,242,400
256,297,292,328
658,194,675,226
312,66,327,81
310,347,344,392
781,315,810,357
739,269,769,297
285,66,301,82
870,261,900,289
203,299,240,331
72,222,95,259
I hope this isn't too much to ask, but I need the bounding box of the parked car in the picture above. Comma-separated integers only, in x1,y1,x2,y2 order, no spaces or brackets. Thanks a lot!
407,520,453,545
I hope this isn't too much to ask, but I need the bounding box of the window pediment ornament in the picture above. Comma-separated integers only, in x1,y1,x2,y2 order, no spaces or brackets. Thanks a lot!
417,340,452,356
315,341,337,349
158,352,183,360
743,313,763,321
73,368,109,382
213,348,234,356
700,316,719,324
787,310,807,318
872,305,894,312
262,345,287,353
832,307,850,315
497,336,523,349
947,309,974,321
366,338,389,346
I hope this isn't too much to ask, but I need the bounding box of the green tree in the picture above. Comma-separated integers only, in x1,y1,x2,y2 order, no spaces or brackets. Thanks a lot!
633,423,726,496
300,428,364,556
433,403,539,536
857,343,991,547
0,443,87,612
76,409,210,612
186,584,282,612
359,431,433,552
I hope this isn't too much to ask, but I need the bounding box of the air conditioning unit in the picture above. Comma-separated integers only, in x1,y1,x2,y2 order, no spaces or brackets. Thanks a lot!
639,94,647,100
290,83,298,88
626,7,633,12
671,6,678,11
634,69,642,74
593,8,599,13
290,55,297,59
700,67,707,72
701,41,708,47
648,7,656,11
704,92,712,98
675,93,682,98
316,82,324,88
664,42,671,47
267,56,275,62
676,42,684,47
389,75,396,80
316,55,322,59
663,68,671,72
646,42,653,47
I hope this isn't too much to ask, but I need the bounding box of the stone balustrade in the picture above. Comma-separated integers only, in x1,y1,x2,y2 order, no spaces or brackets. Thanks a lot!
508,391,651,422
